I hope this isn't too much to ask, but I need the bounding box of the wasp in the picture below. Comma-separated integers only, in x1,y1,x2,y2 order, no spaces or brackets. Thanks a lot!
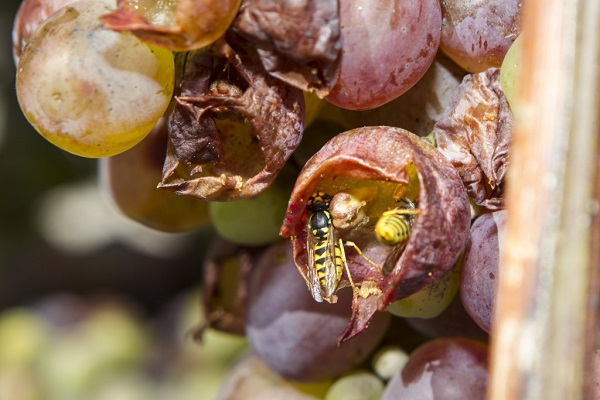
306,192,373,303
375,198,418,246
306,192,345,302
374,198,420,274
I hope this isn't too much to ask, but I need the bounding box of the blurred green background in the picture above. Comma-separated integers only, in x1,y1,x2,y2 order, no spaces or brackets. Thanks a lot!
0,0,210,313
0,2,245,398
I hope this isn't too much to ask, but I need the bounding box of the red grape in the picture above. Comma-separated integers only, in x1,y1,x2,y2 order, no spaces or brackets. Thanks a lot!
440,0,521,72
326,0,441,110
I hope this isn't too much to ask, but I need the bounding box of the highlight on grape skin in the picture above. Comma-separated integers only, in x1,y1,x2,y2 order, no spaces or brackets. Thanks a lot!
15,0,175,158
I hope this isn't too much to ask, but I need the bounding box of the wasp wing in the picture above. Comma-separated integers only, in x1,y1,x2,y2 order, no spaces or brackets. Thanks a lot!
382,242,407,276
306,229,324,303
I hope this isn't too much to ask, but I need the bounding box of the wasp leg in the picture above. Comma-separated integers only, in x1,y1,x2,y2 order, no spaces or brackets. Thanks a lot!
342,240,382,272
381,208,421,217
338,239,358,296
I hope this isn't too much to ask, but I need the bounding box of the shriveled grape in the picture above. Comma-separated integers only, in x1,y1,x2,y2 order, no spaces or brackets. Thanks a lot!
382,338,489,400
16,1,174,158
326,0,442,110
246,241,390,382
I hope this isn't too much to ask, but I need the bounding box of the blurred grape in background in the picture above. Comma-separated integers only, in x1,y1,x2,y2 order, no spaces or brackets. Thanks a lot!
0,1,235,397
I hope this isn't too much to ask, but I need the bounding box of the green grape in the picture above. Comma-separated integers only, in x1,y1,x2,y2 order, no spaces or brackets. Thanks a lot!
16,1,174,158
500,34,522,110
209,178,292,246
324,371,384,400
387,259,461,319
371,345,410,381
0,308,50,368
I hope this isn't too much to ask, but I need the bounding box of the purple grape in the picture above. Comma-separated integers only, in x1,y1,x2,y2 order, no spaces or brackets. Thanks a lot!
460,210,507,333
245,241,390,382
382,338,489,400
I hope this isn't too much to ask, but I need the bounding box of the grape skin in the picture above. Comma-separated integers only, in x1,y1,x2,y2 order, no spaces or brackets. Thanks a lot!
382,338,488,400
245,241,390,382
440,0,521,73
326,0,442,110
460,210,506,333
16,1,174,158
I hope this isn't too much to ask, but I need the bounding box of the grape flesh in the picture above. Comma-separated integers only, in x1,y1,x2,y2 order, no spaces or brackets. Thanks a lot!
245,241,390,382
382,338,489,400
326,0,442,110
16,1,174,158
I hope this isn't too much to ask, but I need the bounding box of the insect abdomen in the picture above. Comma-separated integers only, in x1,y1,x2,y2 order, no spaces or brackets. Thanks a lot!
309,209,343,290
375,211,413,246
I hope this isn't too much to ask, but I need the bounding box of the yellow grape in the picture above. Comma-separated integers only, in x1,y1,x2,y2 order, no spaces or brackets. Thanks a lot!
16,1,174,158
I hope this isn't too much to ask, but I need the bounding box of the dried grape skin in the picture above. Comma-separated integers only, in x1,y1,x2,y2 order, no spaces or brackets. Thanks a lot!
433,68,512,210
232,0,342,98
159,40,305,201
245,241,390,382
460,210,506,333
326,0,442,110
440,0,521,73
382,338,489,400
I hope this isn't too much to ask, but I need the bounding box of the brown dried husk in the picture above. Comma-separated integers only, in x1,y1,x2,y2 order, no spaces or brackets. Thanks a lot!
433,67,512,210
159,38,305,201
232,0,342,98
101,0,241,51
280,126,471,342
193,238,260,337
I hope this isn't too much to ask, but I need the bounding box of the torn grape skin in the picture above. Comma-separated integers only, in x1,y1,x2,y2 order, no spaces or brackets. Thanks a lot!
280,126,471,342
159,38,305,201
433,68,512,211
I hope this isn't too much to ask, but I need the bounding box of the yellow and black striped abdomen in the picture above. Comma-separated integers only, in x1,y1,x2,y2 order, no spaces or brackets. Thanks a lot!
375,208,414,246
309,209,343,293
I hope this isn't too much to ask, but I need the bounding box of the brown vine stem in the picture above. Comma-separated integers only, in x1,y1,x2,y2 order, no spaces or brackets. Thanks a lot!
488,0,600,399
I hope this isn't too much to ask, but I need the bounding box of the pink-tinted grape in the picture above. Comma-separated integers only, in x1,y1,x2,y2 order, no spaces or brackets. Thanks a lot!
460,210,506,333
246,241,390,382
326,0,442,110
340,56,465,136
382,338,489,400
440,0,521,73
11,0,84,65
16,1,174,158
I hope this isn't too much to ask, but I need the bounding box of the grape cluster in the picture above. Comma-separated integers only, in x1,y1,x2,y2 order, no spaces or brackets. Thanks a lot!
13,0,524,397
